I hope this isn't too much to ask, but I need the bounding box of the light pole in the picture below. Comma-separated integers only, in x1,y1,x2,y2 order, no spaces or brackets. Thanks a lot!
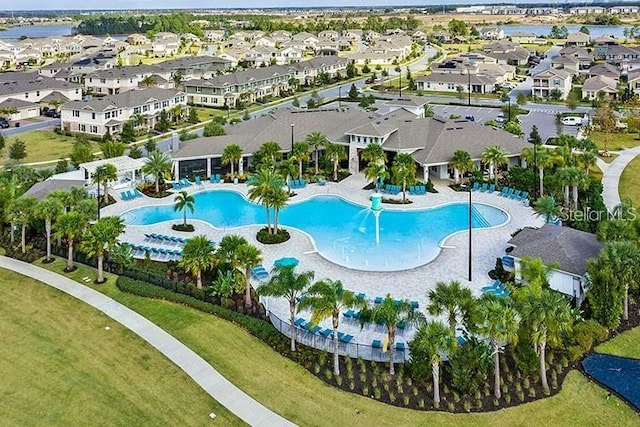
468,186,472,281
95,168,102,220
338,85,342,108
467,71,471,106
290,123,294,157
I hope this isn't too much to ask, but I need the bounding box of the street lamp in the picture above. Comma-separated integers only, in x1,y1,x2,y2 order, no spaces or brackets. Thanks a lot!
290,123,294,157
467,70,471,106
338,85,342,108
95,167,102,220
462,184,472,282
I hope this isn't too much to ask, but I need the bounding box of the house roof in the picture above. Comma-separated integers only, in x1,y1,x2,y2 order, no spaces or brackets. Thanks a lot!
157,55,230,69
582,75,618,92
24,179,87,200
87,64,164,80
507,224,603,276
0,72,81,97
589,63,620,79
40,91,70,103
62,88,183,112
0,98,38,110
567,32,591,43
532,68,571,80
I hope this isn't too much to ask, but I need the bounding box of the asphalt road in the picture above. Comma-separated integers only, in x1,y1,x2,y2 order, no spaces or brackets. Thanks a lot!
0,117,59,137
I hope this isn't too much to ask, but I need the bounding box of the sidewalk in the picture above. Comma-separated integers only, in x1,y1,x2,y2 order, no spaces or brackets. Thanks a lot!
601,146,640,212
0,256,295,427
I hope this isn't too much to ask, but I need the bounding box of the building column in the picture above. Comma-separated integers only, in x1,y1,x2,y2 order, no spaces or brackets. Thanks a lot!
238,156,244,174
423,165,429,182
173,161,180,180
206,157,211,177
348,143,359,174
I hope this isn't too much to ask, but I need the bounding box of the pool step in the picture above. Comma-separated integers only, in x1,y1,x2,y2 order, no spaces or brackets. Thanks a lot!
471,205,491,228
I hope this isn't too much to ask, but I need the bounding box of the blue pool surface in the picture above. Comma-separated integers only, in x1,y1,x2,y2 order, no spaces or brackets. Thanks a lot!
122,190,508,271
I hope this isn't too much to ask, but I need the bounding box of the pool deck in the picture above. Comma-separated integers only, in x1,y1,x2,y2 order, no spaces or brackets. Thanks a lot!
102,175,544,347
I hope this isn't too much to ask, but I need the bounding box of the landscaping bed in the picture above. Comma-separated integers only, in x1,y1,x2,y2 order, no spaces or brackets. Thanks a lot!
257,227,290,244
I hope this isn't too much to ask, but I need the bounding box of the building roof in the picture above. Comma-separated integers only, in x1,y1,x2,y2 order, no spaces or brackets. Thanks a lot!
40,91,70,103
532,68,571,80
507,224,603,276
157,55,230,69
582,75,618,93
0,98,38,110
0,72,81,97
589,63,620,79
62,88,183,112
87,64,164,80
79,156,146,176
24,179,87,200
567,32,591,43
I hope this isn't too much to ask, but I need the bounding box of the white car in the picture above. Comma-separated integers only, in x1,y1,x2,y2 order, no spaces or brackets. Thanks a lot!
561,116,582,126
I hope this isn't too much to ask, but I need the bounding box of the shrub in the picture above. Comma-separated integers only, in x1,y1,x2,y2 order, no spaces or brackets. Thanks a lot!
447,402,455,411
403,395,410,406
463,400,471,412
573,320,609,352
418,399,425,409
172,223,195,232
256,227,290,244
362,385,369,396
373,387,381,399
505,393,512,404
448,337,492,396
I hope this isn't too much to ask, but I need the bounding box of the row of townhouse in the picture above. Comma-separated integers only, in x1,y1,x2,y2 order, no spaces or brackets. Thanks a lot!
60,87,187,137
184,56,349,108
348,35,414,65
569,6,639,14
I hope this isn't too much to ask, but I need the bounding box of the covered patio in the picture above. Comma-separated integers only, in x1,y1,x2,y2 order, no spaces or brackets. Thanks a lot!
80,156,147,194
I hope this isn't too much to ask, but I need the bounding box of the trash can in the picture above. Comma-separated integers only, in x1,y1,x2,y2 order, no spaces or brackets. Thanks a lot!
15,122,20,127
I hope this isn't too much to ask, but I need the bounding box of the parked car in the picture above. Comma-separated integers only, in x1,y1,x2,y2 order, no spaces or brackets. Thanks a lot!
496,113,507,124
44,109,60,118
0,118,9,128
365,77,376,84
465,115,475,122
561,116,582,126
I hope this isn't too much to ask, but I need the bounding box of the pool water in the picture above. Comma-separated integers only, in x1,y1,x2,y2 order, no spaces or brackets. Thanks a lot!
121,190,508,271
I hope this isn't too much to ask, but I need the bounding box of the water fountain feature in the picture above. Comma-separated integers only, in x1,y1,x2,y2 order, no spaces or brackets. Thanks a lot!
371,192,383,244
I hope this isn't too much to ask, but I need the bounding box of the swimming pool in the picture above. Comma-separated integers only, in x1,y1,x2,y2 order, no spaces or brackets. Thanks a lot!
121,190,508,271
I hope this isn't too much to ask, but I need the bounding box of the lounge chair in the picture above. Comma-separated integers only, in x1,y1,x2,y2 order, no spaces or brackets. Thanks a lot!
374,296,383,304
299,179,306,188
215,173,221,183
344,309,355,318
419,185,427,194
511,190,521,200
410,300,419,309
472,182,480,191
320,328,332,338
209,174,215,183
517,191,529,202
294,318,306,327
456,336,467,346
356,292,366,300
182,178,192,187
487,184,495,193
339,334,354,343
195,176,202,185
481,279,502,292
125,190,136,200
395,342,405,351
499,187,510,197
503,188,515,198
485,284,507,296
120,191,129,201
372,339,382,349
496,287,512,299
396,320,407,330
409,185,415,194
308,325,322,334
480,183,488,192
134,189,144,198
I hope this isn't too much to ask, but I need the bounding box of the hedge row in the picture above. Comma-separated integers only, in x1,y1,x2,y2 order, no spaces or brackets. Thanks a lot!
116,276,287,347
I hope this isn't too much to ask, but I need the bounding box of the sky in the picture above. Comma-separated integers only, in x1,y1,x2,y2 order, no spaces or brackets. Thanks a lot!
0,1,567,12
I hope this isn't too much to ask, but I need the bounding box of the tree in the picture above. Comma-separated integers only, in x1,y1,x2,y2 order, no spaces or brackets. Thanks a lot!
364,162,388,190
359,295,424,375
258,266,314,351
110,242,133,271
247,167,283,234
36,196,65,261
597,219,636,242
254,141,282,168
348,83,359,100
8,139,26,163
586,255,623,328
6,196,37,253
179,235,216,289
482,145,508,186
305,131,329,174
424,104,434,117
533,195,561,224
503,120,524,137
549,89,563,101
591,102,616,152
579,25,590,35
449,150,474,184
144,137,157,154
221,144,243,177
361,142,385,165
427,280,474,335
298,279,364,375
170,104,184,124
80,216,125,283
120,121,136,143
476,297,520,399
292,141,311,179
142,150,172,194
411,321,455,406
101,141,127,158
600,242,640,322
140,74,156,87
236,242,262,308
173,190,195,227
392,153,416,202
516,92,528,106
92,163,117,205
155,109,171,133
279,157,298,193
324,143,346,181
54,211,87,271
187,108,199,124
448,19,468,36
203,122,226,137
128,146,143,159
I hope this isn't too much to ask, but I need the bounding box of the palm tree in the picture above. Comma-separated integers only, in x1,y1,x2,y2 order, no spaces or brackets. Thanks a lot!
411,321,455,406
258,266,314,351
6,196,37,254
174,191,195,227
130,112,146,131
556,167,573,207
80,216,125,283
247,167,284,235
577,150,597,173
530,148,553,196
520,257,557,294
392,153,416,202
298,279,365,375
449,149,474,184
363,161,388,190
221,143,243,177
170,104,184,124
324,143,346,181
36,196,65,262
92,163,117,205
476,297,520,399
54,211,87,271
292,141,311,179
140,75,156,87
142,150,173,194
427,280,474,335
217,234,247,269
279,157,298,194
533,195,561,224
305,131,329,174
600,242,640,321
597,219,637,242
256,141,282,167
236,243,262,308
518,289,573,391
270,185,289,234
570,168,588,210
359,295,424,375
482,145,508,186
179,235,217,289
361,142,385,165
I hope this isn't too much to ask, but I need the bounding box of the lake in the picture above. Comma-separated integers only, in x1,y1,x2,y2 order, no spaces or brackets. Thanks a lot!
0,24,75,39
502,25,629,39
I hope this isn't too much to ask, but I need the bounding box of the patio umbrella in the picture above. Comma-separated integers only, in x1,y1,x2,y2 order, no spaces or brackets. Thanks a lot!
274,257,299,268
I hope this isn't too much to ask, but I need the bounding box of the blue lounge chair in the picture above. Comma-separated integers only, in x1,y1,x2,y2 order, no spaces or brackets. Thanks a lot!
120,191,129,201
410,300,419,309
308,325,322,334
395,342,405,351
372,339,382,348
420,185,427,194
480,183,488,192
299,179,306,188
481,279,502,292
124,190,134,200
374,296,383,304
456,336,467,346
409,185,415,194
472,182,480,191
320,328,332,338
396,320,407,330
499,187,510,197
485,284,507,295
294,318,306,327
339,334,354,343
487,184,495,193
134,189,144,198
344,309,355,318
195,175,202,185
517,191,529,202
511,190,521,200
209,174,215,183
215,173,221,183
356,292,366,300
503,188,515,198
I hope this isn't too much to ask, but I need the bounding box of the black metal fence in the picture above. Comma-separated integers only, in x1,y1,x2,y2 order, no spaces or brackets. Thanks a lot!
268,311,410,363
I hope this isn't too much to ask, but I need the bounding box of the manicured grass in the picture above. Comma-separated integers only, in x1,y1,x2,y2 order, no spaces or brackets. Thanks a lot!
193,106,228,123
597,327,640,359
0,265,243,426
619,156,640,207
600,153,619,164
2,130,100,166
591,131,640,151
37,257,639,426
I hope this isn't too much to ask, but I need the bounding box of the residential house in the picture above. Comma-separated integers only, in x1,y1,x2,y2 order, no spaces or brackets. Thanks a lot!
158,55,231,80
318,30,339,41
531,68,572,99
203,30,226,43
609,6,639,14
569,6,606,15
551,55,580,75
152,32,180,57
271,30,292,44
275,46,303,65
509,32,536,44
254,36,277,48
588,63,620,80
558,46,594,71
288,56,349,85
244,46,277,67
480,27,505,40
127,33,151,46
418,56,514,94
349,35,412,65
411,30,428,43
218,48,248,67
290,32,320,50
628,71,640,96
0,98,40,120
581,75,618,101
506,224,604,304
0,72,82,106
482,41,530,65
605,45,640,66
60,87,186,137
84,65,172,95
566,32,591,47
594,36,618,60
343,29,364,42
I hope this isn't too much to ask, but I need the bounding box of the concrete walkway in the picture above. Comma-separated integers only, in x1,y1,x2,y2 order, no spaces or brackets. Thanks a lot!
0,256,295,427
601,146,640,212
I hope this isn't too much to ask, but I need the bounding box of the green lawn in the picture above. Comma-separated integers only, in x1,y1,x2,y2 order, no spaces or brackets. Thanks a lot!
619,156,640,207
3,130,100,166
193,106,228,123
36,257,639,427
591,131,640,151
0,265,243,426
596,327,640,359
